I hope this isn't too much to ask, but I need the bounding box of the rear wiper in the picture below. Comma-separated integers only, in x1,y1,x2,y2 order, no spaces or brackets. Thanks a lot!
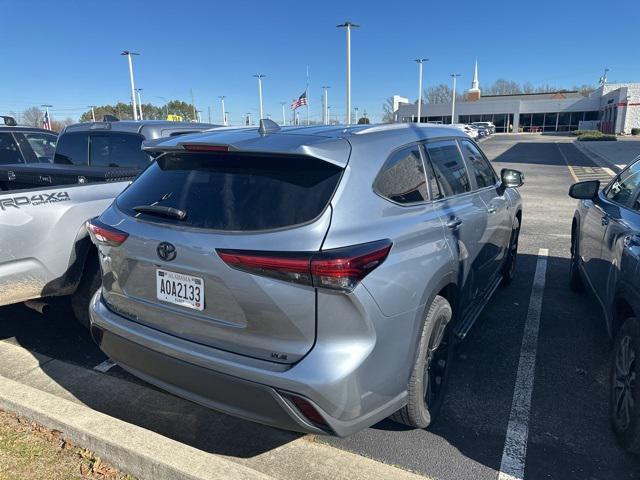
133,205,187,220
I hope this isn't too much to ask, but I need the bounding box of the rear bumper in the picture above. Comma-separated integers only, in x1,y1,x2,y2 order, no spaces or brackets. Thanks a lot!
89,290,408,437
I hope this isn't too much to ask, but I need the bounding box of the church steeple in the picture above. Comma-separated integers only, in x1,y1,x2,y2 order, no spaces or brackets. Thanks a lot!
467,59,481,101
471,59,479,90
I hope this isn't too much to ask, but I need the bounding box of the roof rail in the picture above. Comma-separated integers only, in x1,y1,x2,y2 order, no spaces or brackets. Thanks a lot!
0,116,17,126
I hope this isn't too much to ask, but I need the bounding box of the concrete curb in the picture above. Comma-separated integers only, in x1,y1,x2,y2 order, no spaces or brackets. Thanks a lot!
0,375,275,480
573,140,622,174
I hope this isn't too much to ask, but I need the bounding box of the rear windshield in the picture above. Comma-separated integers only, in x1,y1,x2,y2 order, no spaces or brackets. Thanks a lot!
116,152,343,231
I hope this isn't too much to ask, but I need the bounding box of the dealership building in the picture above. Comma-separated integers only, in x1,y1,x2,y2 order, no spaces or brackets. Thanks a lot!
394,63,640,134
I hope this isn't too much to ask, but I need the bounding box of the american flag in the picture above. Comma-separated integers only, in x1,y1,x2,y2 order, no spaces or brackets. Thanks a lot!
42,110,51,130
290,91,308,110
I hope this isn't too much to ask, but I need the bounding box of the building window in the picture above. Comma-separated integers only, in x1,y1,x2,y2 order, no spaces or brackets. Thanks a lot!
543,113,558,132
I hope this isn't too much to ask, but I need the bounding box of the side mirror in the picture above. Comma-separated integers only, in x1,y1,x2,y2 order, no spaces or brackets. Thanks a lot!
569,180,600,200
501,168,524,188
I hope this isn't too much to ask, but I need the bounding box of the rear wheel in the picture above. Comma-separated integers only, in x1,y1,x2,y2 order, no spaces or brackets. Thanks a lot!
71,252,101,329
569,227,585,292
502,217,520,285
391,295,454,429
611,317,640,454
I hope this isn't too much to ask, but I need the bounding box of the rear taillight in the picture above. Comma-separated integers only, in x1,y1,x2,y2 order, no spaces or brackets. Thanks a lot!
216,239,391,292
86,218,129,247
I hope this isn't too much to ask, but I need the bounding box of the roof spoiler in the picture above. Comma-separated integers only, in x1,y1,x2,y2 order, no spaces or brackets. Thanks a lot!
0,116,17,127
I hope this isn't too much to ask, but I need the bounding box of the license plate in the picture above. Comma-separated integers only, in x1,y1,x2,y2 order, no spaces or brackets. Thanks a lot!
156,269,204,311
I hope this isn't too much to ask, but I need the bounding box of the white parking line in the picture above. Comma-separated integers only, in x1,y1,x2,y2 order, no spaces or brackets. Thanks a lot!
497,248,549,480
93,359,116,373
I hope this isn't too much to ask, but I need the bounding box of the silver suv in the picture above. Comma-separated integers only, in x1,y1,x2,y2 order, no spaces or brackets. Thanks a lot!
88,122,524,436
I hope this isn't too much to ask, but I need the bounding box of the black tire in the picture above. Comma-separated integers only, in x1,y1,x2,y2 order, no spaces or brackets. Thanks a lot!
610,317,640,454
569,227,586,292
391,295,454,429
70,251,101,329
501,216,520,285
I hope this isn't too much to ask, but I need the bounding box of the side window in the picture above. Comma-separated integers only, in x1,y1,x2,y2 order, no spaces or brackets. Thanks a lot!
0,133,24,164
459,139,497,189
54,132,89,165
606,162,640,206
23,133,57,162
373,146,428,204
424,140,471,197
89,133,151,168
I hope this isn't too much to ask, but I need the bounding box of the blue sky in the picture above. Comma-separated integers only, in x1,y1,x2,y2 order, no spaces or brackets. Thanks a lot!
1,0,639,123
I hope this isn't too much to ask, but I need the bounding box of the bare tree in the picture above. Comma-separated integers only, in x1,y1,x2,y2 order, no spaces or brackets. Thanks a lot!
51,117,74,132
424,84,453,104
22,107,44,127
382,97,395,123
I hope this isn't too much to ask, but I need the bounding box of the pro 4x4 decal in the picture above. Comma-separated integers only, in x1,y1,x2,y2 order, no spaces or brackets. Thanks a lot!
0,191,70,211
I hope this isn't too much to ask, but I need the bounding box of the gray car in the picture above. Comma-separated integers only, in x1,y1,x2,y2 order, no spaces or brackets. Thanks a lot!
569,156,640,453
88,122,524,436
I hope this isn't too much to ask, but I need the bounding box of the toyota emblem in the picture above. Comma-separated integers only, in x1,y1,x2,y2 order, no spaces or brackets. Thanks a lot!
157,242,177,261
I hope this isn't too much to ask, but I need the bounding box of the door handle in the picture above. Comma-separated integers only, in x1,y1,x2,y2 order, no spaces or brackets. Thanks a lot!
487,206,497,214
446,218,463,230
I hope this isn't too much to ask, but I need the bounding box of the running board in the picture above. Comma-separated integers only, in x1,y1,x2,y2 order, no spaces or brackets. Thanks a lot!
454,274,503,340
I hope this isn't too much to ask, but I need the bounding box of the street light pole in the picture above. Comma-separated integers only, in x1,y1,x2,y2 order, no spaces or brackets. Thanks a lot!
321,86,330,124
254,74,266,119
450,73,461,124
121,51,140,120
280,102,287,126
354,107,359,123
337,21,359,124
415,58,428,123
218,96,226,125
88,105,96,122
136,88,144,120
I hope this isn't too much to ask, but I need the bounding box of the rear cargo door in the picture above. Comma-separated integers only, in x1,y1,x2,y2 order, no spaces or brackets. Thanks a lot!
101,150,345,364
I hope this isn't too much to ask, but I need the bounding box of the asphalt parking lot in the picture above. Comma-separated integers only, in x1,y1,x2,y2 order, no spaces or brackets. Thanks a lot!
1,134,639,479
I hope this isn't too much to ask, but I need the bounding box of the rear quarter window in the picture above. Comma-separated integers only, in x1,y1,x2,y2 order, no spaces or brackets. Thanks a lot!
373,146,428,204
116,152,343,231
54,132,89,165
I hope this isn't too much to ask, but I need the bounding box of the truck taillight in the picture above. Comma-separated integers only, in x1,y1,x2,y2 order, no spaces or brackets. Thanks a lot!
216,240,391,292
86,218,129,247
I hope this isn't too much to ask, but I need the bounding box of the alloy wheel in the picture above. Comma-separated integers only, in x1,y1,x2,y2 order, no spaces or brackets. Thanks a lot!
614,335,637,431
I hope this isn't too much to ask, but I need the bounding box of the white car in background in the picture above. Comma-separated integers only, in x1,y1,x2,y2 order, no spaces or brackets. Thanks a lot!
451,124,479,139
472,121,496,134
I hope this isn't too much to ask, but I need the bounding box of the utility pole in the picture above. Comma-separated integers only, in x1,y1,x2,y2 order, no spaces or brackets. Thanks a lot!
327,105,331,124
218,96,226,125
451,73,461,124
337,21,359,124
321,86,330,124
415,58,428,123
190,89,197,121
88,105,97,122
254,74,266,119
280,102,287,125
120,51,140,120
136,88,144,120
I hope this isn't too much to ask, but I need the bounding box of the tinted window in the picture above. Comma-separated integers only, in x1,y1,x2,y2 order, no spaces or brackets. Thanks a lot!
425,140,471,196
117,152,343,231
19,132,57,162
0,133,23,164
606,161,640,206
54,132,89,165
459,140,496,189
89,133,150,168
374,146,428,204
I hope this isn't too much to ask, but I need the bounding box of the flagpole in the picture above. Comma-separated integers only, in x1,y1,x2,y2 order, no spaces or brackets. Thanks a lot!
306,66,310,125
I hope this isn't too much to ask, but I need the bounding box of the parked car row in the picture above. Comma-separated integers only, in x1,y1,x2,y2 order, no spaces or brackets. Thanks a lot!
0,113,637,453
450,121,495,139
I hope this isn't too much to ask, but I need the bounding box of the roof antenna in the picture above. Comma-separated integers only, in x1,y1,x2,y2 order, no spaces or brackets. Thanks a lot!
258,118,281,135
